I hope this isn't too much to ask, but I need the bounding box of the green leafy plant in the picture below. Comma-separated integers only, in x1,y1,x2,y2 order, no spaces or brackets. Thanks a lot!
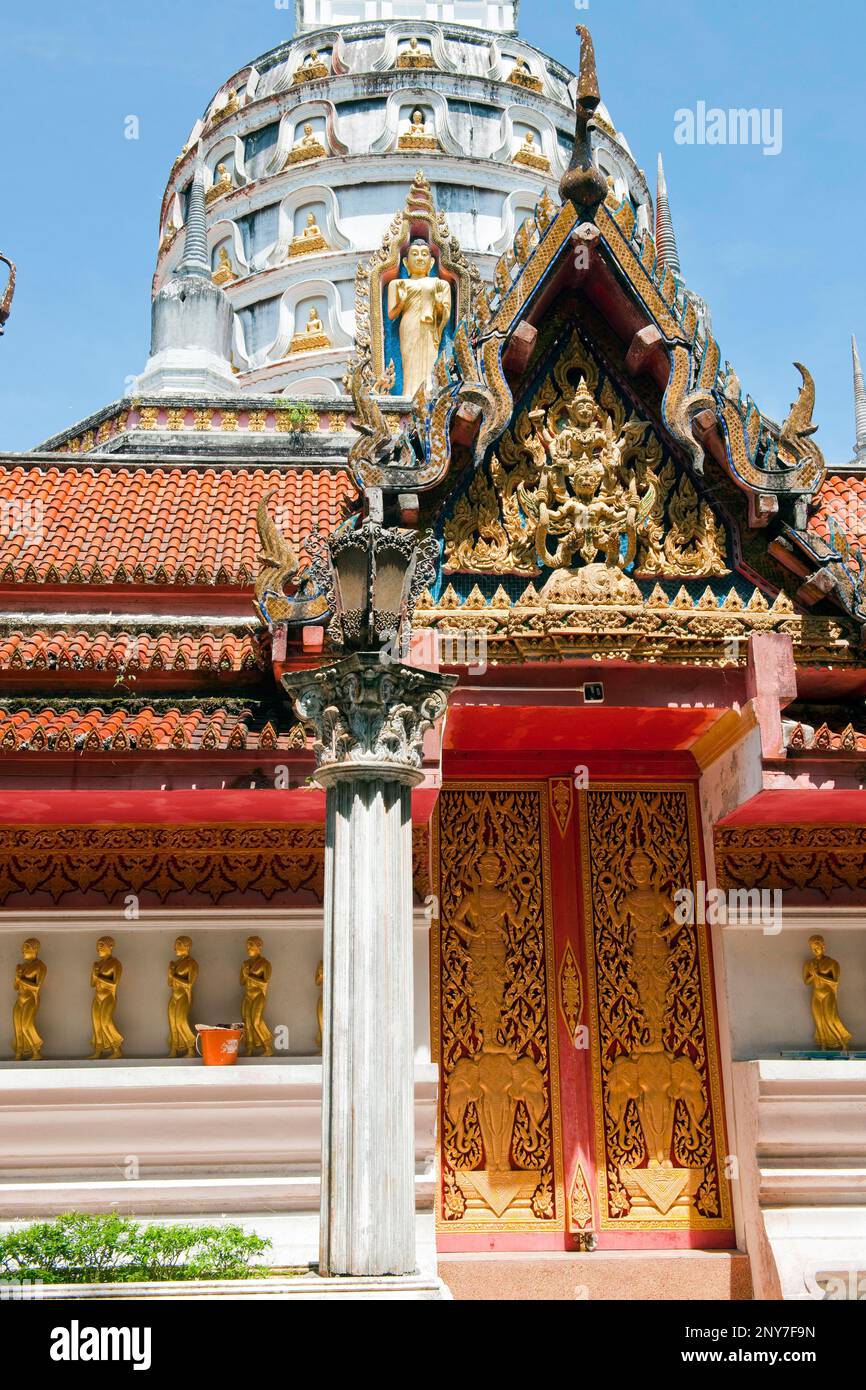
0,1213,271,1284
276,402,317,433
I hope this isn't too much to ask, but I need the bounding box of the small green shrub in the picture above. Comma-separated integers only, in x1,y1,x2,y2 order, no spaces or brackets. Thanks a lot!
0,1213,271,1284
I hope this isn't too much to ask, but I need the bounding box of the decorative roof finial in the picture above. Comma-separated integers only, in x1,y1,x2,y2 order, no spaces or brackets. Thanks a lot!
177,164,211,279
0,252,16,337
655,154,681,277
559,26,608,215
852,334,866,464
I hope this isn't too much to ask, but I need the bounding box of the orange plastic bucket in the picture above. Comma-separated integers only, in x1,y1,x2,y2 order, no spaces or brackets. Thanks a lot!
195,1024,243,1066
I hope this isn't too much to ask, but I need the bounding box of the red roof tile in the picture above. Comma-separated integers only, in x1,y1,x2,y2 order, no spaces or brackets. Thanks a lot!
811,474,866,551
0,629,266,674
0,465,356,585
0,704,309,753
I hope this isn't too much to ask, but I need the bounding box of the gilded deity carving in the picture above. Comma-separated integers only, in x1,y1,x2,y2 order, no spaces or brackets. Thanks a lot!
240,936,273,1057
12,937,46,1061
89,937,124,1059
436,789,561,1227
581,788,732,1230
290,305,331,354
167,936,198,1058
315,959,324,1052
293,50,330,84
507,56,543,93
803,935,852,1051
444,331,729,586
397,36,435,69
387,241,452,400
206,163,233,206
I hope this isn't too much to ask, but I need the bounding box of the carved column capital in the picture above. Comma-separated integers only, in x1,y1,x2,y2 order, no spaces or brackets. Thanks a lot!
282,652,456,786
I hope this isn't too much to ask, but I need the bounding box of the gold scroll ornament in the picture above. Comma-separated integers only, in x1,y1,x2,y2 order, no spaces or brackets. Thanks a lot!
433,786,563,1231
580,786,732,1231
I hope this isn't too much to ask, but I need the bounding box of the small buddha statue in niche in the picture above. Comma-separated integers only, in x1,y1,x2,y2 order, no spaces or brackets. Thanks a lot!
212,245,237,285
398,36,434,69
240,936,273,1056
89,937,124,1059
399,108,437,150
207,163,233,205
803,935,853,1051
514,130,550,170
12,937,47,1061
167,936,198,1058
301,211,322,240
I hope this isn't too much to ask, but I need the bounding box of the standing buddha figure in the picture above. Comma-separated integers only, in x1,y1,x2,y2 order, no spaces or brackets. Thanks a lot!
240,936,274,1057
13,937,47,1061
167,936,199,1058
803,935,852,1051
387,240,451,399
89,937,124,1059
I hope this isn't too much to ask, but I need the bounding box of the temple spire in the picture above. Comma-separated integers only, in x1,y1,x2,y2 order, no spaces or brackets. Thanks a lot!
852,334,866,464
655,154,681,277
177,164,211,279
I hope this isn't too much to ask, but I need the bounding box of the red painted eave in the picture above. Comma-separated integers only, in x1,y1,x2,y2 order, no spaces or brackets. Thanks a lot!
444,704,721,753
717,789,866,828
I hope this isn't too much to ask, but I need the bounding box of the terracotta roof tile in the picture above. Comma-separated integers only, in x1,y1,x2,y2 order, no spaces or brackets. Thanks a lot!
811,473,866,551
0,465,356,585
0,629,266,673
0,703,308,753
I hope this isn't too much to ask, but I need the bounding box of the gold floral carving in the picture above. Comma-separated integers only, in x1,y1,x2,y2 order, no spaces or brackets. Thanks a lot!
715,825,866,900
569,1162,594,1229
549,776,573,837
433,786,563,1231
0,824,430,908
444,331,729,583
580,786,733,1231
558,941,583,1043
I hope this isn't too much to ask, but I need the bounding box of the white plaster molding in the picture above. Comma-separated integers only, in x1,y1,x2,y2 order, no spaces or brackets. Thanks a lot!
208,217,251,276
266,184,353,269
488,187,546,254
732,1060,866,1300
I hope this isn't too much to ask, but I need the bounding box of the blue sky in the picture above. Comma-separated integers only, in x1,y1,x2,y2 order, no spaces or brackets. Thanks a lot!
0,0,864,463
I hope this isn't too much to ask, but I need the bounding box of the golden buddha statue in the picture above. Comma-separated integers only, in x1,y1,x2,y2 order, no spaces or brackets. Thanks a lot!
89,937,124,1059
398,108,439,151
507,55,542,91
289,210,329,257
13,938,47,1061
240,936,273,1057
315,960,324,1052
294,49,329,83
397,36,435,69
212,245,237,286
286,121,327,165
210,87,239,125
291,304,331,353
387,240,452,400
803,935,852,1051
514,130,551,172
206,163,233,206
167,936,199,1058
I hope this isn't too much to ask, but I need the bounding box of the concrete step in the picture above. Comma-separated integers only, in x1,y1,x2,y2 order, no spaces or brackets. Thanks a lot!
439,1250,753,1301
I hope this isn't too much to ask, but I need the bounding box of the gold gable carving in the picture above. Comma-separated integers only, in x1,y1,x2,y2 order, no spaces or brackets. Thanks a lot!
444,332,729,583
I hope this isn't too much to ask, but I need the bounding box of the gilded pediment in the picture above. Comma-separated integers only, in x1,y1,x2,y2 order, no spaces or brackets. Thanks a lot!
443,331,729,595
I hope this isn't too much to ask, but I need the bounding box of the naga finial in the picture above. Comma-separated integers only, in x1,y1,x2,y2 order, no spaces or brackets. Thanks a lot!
779,361,819,463
560,27,608,215
0,253,17,336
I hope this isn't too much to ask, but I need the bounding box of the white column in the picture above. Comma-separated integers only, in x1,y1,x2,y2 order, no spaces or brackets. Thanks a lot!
283,653,454,1278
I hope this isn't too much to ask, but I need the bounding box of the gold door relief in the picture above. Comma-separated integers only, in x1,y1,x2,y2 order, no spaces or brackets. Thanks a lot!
580,786,733,1232
433,786,564,1232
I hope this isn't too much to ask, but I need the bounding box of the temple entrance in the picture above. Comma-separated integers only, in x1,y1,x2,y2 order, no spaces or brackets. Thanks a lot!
432,780,735,1252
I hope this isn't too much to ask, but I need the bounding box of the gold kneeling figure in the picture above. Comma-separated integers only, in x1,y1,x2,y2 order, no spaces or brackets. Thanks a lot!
13,937,47,1061
241,936,273,1057
167,936,199,1058
90,937,123,1059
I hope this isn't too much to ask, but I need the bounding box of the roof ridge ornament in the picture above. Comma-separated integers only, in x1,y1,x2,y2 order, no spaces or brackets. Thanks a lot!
852,334,866,465
655,154,681,277
176,164,211,280
0,252,16,337
559,25,608,214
